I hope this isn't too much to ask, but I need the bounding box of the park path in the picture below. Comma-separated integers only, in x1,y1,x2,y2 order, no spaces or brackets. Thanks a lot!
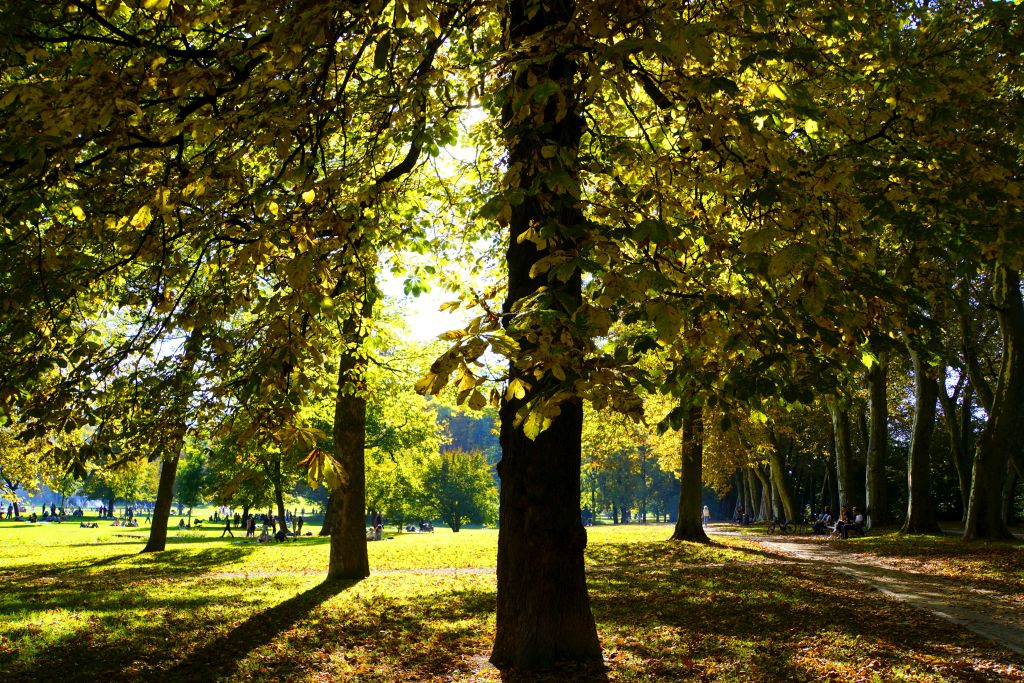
725,529,1024,656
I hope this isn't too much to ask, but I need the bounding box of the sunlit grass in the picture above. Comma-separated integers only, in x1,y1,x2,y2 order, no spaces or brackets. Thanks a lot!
1,519,1021,681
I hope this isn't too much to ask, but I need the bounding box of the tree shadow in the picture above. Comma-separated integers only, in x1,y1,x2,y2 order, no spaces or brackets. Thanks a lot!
160,577,359,682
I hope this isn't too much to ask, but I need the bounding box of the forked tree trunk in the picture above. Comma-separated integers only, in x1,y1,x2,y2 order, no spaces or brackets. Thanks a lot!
903,346,941,534
965,264,1023,540
829,401,856,509
865,351,890,528
753,467,771,520
142,453,180,553
671,406,709,542
490,0,601,669
328,339,370,580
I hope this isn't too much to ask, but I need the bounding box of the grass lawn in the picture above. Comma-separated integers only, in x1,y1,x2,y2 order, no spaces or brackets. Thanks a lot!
1,519,1022,681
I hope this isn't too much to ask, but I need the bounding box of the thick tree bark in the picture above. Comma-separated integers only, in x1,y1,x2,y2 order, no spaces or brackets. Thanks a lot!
902,346,941,534
671,406,709,542
1001,460,1017,526
490,0,601,669
142,453,179,553
828,402,856,509
865,352,890,528
965,264,1024,540
328,343,370,580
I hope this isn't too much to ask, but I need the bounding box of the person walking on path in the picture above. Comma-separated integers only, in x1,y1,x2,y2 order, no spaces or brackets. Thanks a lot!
702,505,711,527
221,517,234,538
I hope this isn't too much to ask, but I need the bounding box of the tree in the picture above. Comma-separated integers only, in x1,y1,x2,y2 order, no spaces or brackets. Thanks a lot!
423,449,497,532
174,454,209,527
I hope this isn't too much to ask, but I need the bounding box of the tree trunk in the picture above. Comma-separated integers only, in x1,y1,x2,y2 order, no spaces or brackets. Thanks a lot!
829,401,856,509
490,0,601,669
328,341,370,580
865,351,890,528
903,345,941,534
1001,460,1017,526
939,376,973,522
965,264,1024,540
671,406,709,542
753,467,771,520
319,490,337,536
744,468,760,521
273,455,287,537
142,453,180,553
768,443,797,522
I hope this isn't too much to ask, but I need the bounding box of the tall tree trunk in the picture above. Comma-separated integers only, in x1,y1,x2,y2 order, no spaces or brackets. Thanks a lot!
768,442,797,522
671,406,709,542
938,375,973,522
744,468,761,521
753,467,771,520
965,265,1024,540
829,401,856,509
328,336,370,579
319,490,337,536
865,351,890,528
903,345,941,534
490,0,601,669
142,453,179,553
273,455,287,537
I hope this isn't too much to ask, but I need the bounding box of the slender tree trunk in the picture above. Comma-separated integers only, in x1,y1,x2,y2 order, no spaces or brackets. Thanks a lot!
319,490,337,536
939,377,973,523
671,406,709,542
865,351,890,528
328,339,370,579
490,0,600,668
903,346,941,534
753,467,771,520
768,443,797,522
273,455,287,536
829,402,856,509
142,453,180,553
965,264,1024,540
744,468,760,521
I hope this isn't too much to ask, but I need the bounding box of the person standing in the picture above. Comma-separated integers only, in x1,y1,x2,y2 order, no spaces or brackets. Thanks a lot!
702,505,711,527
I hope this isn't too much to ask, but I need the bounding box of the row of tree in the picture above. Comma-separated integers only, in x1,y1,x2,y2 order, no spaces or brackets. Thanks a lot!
2,0,1022,672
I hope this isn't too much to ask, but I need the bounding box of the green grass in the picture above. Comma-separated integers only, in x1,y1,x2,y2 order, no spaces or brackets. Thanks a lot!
1,519,1022,681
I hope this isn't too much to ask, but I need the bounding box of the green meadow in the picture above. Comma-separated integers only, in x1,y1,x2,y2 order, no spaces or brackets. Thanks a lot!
2,518,1021,681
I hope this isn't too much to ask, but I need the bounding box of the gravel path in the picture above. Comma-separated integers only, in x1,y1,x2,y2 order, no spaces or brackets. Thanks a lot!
734,531,1024,656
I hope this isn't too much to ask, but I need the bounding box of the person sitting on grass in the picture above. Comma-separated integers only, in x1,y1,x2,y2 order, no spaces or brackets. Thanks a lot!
258,529,271,543
274,528,287,542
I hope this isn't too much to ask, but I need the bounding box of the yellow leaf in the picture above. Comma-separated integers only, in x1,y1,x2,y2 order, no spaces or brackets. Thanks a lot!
71,206,85,221
268,201,279,217
767,83,787,101
301,189,315,204
804,118,819,136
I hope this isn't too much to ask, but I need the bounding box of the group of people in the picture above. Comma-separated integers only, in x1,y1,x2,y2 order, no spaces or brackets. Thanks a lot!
404,521,434,533
811,506,864,539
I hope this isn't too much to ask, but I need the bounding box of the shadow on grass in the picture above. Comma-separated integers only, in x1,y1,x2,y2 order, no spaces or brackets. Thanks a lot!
161,578,358,682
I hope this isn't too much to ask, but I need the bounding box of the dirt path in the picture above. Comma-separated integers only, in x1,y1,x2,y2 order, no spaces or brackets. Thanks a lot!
729,530,1024,656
